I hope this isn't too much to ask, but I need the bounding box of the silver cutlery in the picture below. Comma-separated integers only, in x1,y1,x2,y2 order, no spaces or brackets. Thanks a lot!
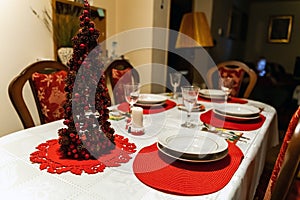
202,123,249,143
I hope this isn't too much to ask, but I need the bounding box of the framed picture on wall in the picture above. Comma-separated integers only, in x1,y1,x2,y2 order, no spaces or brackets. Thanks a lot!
268,15,293,43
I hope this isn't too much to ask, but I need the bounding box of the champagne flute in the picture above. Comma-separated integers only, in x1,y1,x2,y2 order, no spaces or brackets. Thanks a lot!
181,86,199,128
170,72,182,99
220,77,234,102
123,83,140,113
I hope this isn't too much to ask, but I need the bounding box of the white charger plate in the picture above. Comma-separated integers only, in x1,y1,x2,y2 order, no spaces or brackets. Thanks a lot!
157,131,228,162
137,94,167,104
157,143,228,162
213,109,260,122
199,89,225,99
214,103,260,117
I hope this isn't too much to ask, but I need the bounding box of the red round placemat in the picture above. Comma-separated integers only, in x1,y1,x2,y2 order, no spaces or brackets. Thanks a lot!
133,142,243,196
117,99,176,114
30,134,136,175
200,109,266,131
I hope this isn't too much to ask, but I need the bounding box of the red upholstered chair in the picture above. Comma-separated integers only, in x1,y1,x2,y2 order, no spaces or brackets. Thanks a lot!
104,56,140,105
8,60,68,129
262,106,300,200
206,61,257,98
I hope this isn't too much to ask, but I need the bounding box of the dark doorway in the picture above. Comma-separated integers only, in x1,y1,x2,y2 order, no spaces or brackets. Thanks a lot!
167,0,193,90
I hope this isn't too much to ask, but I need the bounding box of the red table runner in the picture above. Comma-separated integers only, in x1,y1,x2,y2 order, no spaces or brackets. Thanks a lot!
117,99,176,114
133,142,244,196
200,109,266,131
30,134,136,175
198,96,248,104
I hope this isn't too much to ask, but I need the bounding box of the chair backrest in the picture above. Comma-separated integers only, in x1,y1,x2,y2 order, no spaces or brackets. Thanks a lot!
206,61,257,98
263,106,300,200
8,60,68,129
104,57,140,105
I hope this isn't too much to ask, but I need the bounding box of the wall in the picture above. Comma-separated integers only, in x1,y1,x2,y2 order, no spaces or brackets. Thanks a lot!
245,1,300,73
209,0,250,64
0,0,54,136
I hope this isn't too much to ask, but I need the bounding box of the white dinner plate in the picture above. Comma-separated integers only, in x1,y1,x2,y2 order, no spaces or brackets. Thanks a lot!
213,109,260,122
135,101,166,107
137,94,167,104
214,103,260,117
157,143,228,162
199,89,225,99
157,131,228,162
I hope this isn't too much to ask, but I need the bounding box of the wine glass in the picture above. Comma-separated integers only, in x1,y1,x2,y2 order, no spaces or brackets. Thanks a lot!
181,86,199,128
220,77,234,102
170,72,182,99
123,83,140,113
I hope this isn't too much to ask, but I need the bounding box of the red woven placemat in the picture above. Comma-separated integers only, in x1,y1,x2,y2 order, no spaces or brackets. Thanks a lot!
200,109,266,131
133,142,243,196
30,134,136,175
117,99,176,114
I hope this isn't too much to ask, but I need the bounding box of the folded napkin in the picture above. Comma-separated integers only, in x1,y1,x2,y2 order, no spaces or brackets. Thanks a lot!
198,96,248,104
117,99,176,114
133,142,244,196
200,109,266,131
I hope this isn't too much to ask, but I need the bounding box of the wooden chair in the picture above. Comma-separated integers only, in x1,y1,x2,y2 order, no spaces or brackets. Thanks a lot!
262,106,300,200
104,56,140,105
8,60,68,129
206,61,257,98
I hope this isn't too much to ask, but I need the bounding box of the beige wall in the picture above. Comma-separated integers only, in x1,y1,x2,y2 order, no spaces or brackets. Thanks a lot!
0,0,54,136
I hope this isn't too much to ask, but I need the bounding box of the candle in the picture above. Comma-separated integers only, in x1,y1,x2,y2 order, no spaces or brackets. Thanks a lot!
131,107,143,128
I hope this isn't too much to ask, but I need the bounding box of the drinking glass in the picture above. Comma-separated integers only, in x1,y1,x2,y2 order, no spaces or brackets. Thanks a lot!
181,86,199,128
220,77,234,102
170,72,182,99
123,83,140,113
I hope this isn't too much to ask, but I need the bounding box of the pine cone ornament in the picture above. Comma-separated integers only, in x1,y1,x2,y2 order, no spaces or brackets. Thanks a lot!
58,0,115,160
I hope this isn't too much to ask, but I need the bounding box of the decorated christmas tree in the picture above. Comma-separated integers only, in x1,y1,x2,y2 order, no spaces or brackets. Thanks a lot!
57,0,115,160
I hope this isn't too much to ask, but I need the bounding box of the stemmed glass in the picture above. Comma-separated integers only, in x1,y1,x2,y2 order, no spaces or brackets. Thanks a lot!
170,72,182,99
123,83,140,113
220,77,234,102
181,86,199,128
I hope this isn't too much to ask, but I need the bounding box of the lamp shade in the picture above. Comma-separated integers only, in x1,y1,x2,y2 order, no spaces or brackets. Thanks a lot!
176,12,214,48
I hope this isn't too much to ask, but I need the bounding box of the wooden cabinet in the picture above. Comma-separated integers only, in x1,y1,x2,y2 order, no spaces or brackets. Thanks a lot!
52,0,106,59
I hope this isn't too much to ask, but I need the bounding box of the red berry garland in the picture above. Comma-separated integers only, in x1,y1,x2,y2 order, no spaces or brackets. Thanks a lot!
58,0,115,160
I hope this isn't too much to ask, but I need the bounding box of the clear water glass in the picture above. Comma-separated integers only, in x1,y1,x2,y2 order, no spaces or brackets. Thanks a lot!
170,72,182,99
123,83,140,113
220,77,234,102
181,86,199,128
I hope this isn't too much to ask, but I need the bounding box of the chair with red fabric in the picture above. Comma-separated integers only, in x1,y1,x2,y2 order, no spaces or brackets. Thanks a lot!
104,56,140,105
206,60,257,98
262,106,300,200
8,60,68,129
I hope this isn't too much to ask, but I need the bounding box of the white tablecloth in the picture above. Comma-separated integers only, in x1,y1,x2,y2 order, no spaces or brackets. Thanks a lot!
0,99,278,200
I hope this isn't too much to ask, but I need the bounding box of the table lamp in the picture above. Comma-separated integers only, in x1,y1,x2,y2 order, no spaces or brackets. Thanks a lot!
176,12,214,48
175,12,214,86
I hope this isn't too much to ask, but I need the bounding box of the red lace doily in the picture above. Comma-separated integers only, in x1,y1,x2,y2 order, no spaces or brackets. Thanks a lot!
30,134,136,175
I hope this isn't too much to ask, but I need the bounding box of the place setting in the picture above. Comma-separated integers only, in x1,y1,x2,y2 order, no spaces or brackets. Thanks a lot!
117,84,177,115
198,77,248,104
200,103,266,131
132,128,244,196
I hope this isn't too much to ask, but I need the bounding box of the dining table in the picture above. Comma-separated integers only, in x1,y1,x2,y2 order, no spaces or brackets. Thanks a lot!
0,94,278,200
